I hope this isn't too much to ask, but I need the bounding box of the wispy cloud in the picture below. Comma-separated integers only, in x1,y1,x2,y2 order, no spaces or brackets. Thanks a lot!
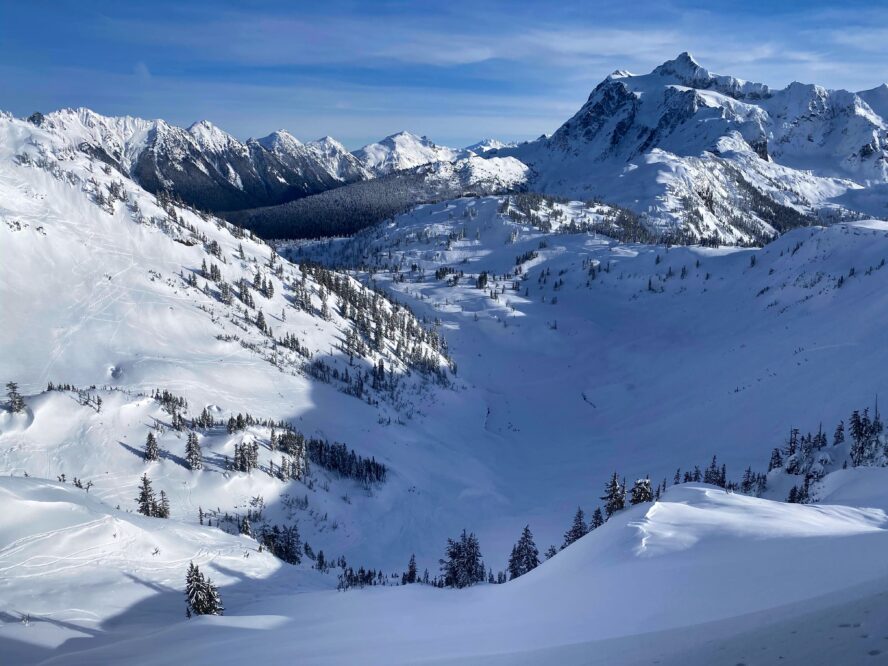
2,0,887,147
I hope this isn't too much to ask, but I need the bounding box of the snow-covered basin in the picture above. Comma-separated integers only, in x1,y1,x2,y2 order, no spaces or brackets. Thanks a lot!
6,478,888,665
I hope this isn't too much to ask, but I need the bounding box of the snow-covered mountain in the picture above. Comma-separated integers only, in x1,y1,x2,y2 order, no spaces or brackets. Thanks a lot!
353,131,461,175
463,138,518,155
10,52,888,664
352,133,520,175
496,52,888,244
257,130,372,184
8,177,888,661
32,108,370,213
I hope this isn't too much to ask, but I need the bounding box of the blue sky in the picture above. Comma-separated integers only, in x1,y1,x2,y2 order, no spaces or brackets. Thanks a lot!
2,0,888,148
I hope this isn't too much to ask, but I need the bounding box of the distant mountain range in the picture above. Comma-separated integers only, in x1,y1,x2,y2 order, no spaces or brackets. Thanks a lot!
28,109,508,215
21,52,888,243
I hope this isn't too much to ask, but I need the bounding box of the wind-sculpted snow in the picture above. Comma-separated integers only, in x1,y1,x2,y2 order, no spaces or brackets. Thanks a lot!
7,478,888,665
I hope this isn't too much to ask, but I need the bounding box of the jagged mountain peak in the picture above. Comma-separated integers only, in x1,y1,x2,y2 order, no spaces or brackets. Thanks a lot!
652,51,705,78
308,135,347,150
353,131,459,175
463,138,517,154
378,131,441,149
256,129,303,151
644,52,771,100
187,119,242,153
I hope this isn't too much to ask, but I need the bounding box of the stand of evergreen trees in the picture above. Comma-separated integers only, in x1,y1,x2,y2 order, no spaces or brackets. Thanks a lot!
185,562,223,616
305,438,387,485
135,474,170,518
5,381,25,413
439,530,485,588
508,526,540,580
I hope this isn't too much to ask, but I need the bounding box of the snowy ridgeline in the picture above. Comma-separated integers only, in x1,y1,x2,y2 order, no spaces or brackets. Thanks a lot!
7,105,888,663
29,52,888,247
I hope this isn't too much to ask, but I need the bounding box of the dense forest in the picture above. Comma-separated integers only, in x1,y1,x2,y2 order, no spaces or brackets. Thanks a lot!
224,166,523,239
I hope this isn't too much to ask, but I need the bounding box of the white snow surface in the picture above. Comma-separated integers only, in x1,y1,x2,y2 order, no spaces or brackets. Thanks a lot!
7,100,888,664
6,478,888,665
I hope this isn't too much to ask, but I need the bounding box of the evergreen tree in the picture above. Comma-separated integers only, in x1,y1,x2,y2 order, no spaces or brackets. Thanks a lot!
185,562,223,616
703,456,723,486
508,525,540,580
144,431,159,462
440,530,485,588
157,490,170,518
740,467,754,494
562,507,587,549
601,472,626,519
589,507,605,530
831,420,844,446
185,432,202,470
405,554,418,584
5,381,25,413
136,474,156,517
768,447,783,471
544,545,558,560
630,478,653,505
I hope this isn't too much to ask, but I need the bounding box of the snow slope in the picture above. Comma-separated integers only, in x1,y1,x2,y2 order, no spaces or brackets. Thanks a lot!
7,479,888,665
292,196,888,557
8,100,888,664
0,110,462,574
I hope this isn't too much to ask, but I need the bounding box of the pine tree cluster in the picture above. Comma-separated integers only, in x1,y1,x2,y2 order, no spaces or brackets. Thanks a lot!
5,381,25,413
135,474,170,518
185,562,223,617
440,530,485,588
508,526,540,580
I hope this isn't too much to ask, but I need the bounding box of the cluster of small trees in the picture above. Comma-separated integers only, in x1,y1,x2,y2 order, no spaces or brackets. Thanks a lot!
256,523,302,564
5,381,25,413
185,432,202,470
232,440,261,473
507,526,540,580
201,259,222,282
152,389,188,414
135,474,170,518
305,438,387,485
185,562,223,617
439,530,486,588
768,402,886,502
338,566,391,590
192,407,215,429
